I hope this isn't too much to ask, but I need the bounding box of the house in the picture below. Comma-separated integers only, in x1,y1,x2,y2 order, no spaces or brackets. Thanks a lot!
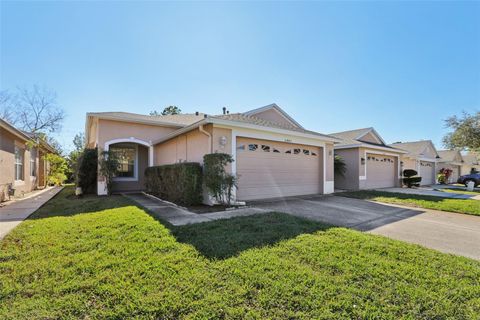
330,128,406,190
460,153,480,175
390,140,439,185
0,119,55,202
437,150,463,183
85,104,340,201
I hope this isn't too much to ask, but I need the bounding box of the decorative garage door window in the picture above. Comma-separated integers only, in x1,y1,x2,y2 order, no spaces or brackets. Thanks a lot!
367,156,394,163
420,162,433,167
238,143,317,156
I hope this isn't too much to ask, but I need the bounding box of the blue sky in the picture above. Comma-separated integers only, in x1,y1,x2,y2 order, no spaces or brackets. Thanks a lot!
1,1,479,153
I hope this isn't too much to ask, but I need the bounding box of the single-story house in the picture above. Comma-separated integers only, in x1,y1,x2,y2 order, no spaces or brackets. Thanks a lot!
460,153,480,175
437,150,463,183
390,140,439,185
330,127,406,190
85,104,340,201
0,119,55,202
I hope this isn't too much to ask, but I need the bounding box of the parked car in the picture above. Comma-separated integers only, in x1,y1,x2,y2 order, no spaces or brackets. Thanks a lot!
457,173,480,187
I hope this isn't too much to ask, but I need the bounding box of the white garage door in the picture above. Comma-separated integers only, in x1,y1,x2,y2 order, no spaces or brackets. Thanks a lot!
236,137,322,201
365,154,396,189
419,161,435,185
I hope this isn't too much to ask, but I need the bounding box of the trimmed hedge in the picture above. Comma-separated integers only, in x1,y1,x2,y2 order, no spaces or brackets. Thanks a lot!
145,163,203,206
402,169,422,188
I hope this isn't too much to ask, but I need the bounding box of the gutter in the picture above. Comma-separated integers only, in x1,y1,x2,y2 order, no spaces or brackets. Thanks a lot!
199,124,212,153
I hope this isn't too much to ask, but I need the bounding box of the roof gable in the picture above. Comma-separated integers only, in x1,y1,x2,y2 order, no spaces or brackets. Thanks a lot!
331,127,388,147
390,140,439,159
242,103,303,129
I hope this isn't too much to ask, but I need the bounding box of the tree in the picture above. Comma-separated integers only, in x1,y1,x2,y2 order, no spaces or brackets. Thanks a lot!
443,111,480,151
98,150,120,195
150,106,182,116
44,153,68,186
67,133,86,182
0,90,15,124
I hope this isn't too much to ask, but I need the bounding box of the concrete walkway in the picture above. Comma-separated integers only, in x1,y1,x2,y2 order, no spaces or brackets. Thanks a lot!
0,186,63,239
124,193,268,226
368,202,480,261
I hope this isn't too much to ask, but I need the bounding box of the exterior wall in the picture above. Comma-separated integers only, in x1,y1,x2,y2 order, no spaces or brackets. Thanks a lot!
0,127,45,201
111,145,148,192
97,119,177,152
325,143,334,183
250,109,297,128
438,163,461,183
358,132,380,144
211,126,232,173
154,128,210,166
461,164,480,175
86,117,99,148
401,157,417,172
334,148,360,190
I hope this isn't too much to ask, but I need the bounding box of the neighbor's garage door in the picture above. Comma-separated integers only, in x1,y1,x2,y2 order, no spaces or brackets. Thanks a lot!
236,137,322,201
419,161,435,185
365,154,396,189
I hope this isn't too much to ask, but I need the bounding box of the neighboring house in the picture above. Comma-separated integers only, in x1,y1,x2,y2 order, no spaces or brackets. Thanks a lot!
330,128,406,190
460,153,480,175
0,119,55,202
390,140,439,185
437,150,463,183
85,104,340,201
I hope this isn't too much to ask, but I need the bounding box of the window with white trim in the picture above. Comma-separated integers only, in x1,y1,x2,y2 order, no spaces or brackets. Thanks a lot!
30,148,37,177
15,146,24,181
110,144,136,178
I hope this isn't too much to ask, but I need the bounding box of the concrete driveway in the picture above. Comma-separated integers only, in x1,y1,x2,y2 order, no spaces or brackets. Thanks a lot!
252,194,480,260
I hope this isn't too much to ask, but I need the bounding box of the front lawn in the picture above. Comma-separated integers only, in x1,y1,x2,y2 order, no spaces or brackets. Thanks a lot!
1,187,479,319
338,190,480,216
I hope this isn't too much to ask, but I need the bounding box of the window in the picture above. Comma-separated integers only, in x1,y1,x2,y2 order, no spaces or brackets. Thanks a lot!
303,149,310,155
273,148,280,153
285,150,292,154
311,152,317,156
261,145,270,152
293,148,301,155
30,148,37,177
237,145,245,151
248,144,258,151
110,145,136,178
15,146,24,181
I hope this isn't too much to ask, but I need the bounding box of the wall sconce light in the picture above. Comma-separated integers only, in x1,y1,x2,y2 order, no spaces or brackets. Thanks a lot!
400,161,404,167
361,157,365,165
219,136,227,146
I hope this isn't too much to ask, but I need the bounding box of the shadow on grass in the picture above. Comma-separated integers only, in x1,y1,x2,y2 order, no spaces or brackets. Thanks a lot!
338,190,469,202
29,187,133,219
169,212,332,260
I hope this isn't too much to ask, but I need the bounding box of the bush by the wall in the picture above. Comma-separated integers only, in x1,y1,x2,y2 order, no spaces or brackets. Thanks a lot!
402,169,422,188
145,163,203,206
77,148,98,194
203,153,237,205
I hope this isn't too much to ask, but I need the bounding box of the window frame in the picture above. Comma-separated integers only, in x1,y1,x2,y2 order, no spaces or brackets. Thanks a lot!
14,145,25,183
30,148,37,177
110,144,139,182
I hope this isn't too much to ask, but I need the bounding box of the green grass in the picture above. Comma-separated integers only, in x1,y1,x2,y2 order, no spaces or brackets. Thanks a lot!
435,187,480,195
1,187,479,319
339,190,480,216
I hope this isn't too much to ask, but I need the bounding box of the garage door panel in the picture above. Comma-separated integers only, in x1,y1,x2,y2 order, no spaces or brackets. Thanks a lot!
236,137,322,200
365,154,396,189
419,161,434,185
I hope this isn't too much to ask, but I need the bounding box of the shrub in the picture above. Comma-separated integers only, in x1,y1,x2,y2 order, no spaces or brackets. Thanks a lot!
402,169,422,188
145,163,203,206
44,154,68,186
437,168,453,184
98,150,120,196
203,153,237,205
76,148,98,194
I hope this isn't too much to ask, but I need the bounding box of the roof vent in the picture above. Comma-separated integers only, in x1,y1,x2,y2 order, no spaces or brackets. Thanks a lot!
222,107,226,115
195,111,199,116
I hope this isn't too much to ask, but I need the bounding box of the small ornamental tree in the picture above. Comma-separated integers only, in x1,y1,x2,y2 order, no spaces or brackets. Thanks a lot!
437,168,453,185
334,155,347,177
402,169,422,188
203,153,237,205
44,153,68,186
76,148,98,194
98,150,119,195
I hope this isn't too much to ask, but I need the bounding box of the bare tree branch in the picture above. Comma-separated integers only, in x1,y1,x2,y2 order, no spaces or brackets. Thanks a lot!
0,90,17,124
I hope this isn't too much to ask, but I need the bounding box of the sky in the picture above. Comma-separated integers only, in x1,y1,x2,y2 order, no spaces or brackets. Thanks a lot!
1,1,479,153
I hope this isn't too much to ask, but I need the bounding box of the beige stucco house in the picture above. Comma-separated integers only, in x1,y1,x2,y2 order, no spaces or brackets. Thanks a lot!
330,128,406,190
460,153,479,175
390,140,439,185
85,104,340,201
0,119,55,202
437,150,463,183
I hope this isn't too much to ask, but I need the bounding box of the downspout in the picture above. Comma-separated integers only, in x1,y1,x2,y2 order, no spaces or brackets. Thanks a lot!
199,124,212,153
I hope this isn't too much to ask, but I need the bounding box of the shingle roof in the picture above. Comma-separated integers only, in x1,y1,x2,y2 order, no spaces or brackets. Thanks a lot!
389,140,438,158
88,111,206,126
212,113,337,139
329,127,398,150
462,154,480,166
437,150,462,162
